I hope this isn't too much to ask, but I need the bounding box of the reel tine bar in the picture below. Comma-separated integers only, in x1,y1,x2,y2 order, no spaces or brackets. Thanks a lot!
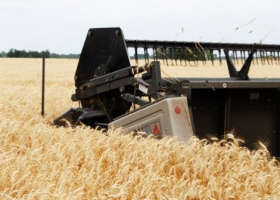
126,40,280,66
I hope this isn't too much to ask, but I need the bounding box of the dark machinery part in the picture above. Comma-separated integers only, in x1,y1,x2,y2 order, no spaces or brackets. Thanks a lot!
74,28,132,120
54,27,280,158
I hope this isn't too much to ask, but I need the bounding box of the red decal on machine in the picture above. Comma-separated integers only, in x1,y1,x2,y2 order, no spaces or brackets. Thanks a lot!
174,106,181,114
153,124,161,135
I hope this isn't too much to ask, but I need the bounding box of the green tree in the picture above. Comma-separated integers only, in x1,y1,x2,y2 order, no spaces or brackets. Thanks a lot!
19,50,28,57
44,50,50,58
50,53,60,58
28,50,41,58
7,49,14,57
1,51,7,57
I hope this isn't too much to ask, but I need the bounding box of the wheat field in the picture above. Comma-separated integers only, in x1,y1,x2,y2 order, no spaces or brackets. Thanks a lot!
1,58,280,199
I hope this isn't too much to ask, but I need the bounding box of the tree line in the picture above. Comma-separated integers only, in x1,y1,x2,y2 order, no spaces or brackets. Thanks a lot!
2,48,211,60
0,49,80,58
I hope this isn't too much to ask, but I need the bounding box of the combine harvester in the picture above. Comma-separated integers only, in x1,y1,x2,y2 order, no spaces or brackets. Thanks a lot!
54,27,280,158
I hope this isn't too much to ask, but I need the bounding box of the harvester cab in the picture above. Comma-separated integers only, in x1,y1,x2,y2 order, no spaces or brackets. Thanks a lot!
54,27,280,158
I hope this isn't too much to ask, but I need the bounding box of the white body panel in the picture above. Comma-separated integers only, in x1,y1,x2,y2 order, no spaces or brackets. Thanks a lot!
109,96,194,143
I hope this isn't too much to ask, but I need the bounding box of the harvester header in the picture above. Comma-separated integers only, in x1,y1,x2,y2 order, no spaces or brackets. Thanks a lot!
54,27,280,158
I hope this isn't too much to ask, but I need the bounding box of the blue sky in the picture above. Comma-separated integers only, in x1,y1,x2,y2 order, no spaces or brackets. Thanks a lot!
1,0,280,54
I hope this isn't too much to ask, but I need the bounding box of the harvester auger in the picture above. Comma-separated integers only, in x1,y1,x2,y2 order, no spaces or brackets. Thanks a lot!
54,27,280,158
